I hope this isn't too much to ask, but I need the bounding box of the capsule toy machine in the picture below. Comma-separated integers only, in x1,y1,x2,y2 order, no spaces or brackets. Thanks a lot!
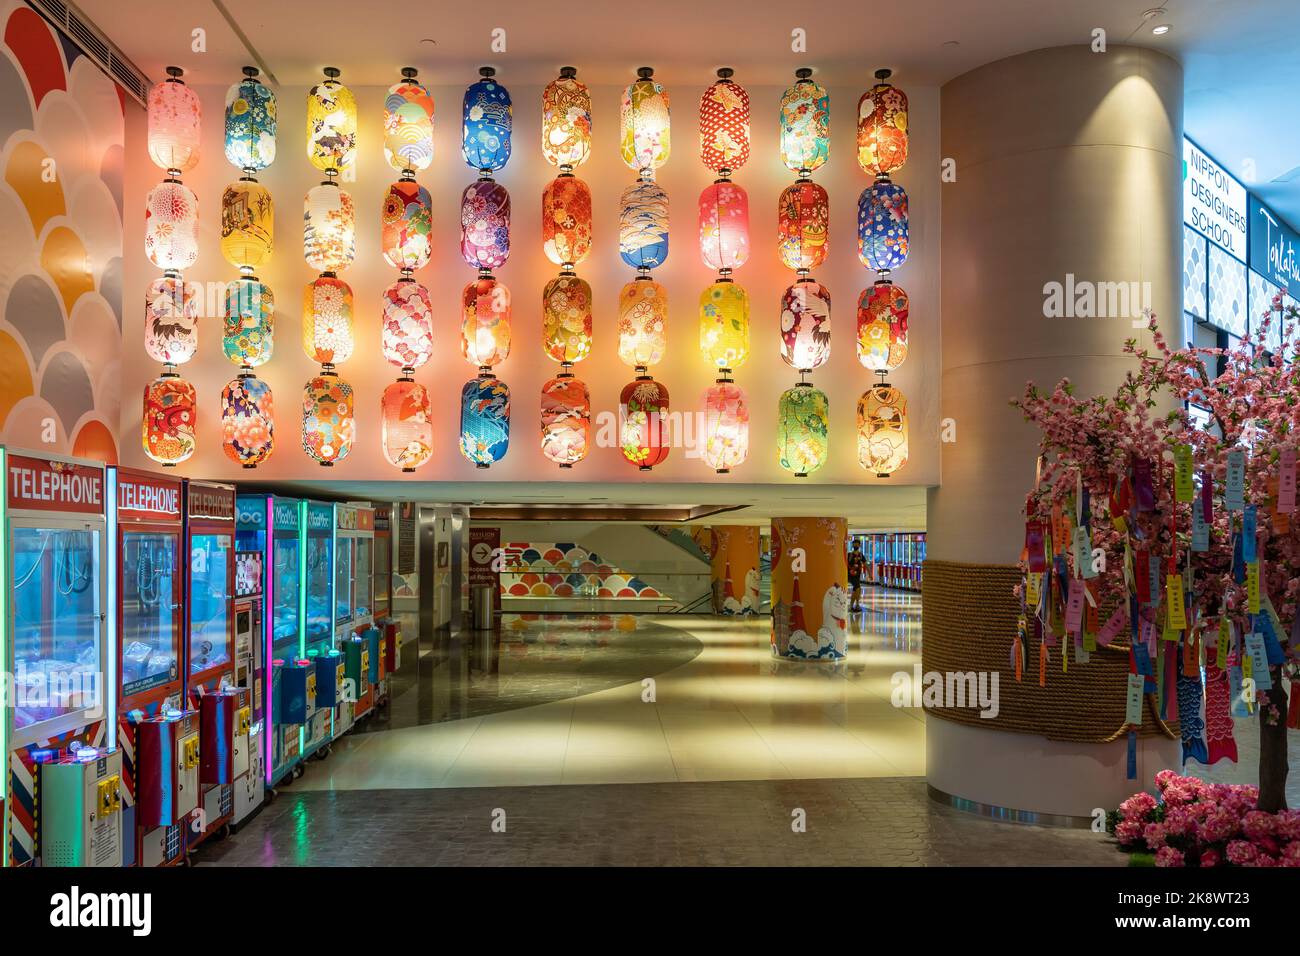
231,498,268,826
110,467,192,867
183,480,249,848
303,501,338,755
0,449,117,867
335,504,378,730
371,503,401,707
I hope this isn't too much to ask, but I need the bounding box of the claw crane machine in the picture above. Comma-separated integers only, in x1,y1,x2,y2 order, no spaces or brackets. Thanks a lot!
302,500,337,757
110,467,189,867
230,500,267,826
334,503,377,732
372,503,400,708
183,480,249,849
1,449,118,867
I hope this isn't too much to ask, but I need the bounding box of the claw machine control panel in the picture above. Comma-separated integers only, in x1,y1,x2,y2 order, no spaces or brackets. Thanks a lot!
1,449,111,867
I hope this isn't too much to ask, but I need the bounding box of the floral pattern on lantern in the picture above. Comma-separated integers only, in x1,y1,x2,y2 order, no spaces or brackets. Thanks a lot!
461,276,511,368
620,72,670,172
462,71,512,172
303,275,354,366
148,76,201,172
381,379,434,471
779,73,829,173
618,279,668,368
540,375,591,467
703,381,749,473
619,179,669,269
302,375,354,465
222,375,274,467
304,183,355,272
620,377,670,469
858,384,908,476
699,281,750,371
780,280,831,371
220,179,273,270
858,179,909,271
143,375,196,466
542,275,593,364
856,281,908,372
542,70,592,169
381,279,434,371
223,278,274,368
145,180,199,271
307,75,357,173
698,180,750,271
381,179,433,271
225,74,276,171
542,174,593,266
857,81,908,177
460,178,511,269
699,73,750,173
777,384,829,476
145,276,200,366
384,76,435,173
459,377,511,466
777,181,829,272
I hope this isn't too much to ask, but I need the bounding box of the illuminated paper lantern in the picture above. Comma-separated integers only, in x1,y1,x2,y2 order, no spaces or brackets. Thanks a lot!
381,279,434,372
145,180,199,271
857,71,908,177
542,174,593,267
779,69,829,174
461,276,512,369
143,374,196,467
459,376,511,467
699,280,750,372
777,181,829,272
618,279,668,370
703,381,749,473
145,276,200,366
542,67,592,170
857,281,909,372
148,67,201,173
303,275,354,367
224,67,276,172
699,68,750,174
777,383,829,477
620,377,670,470
223,277,274,369
780,280,831,371
620,67,670,172
858,179,909,271
384,69,435,173
462,67,512,172
619,179,669,270
460,178,511,270
302,374,355,466
307,68,357,174
304,183,355,272
381,379,434,472
221,375,275,468
858,383,908,477
698,180,750,272
381,179,433,271
220,179,273,270
542,274,593,365
540,374,591,468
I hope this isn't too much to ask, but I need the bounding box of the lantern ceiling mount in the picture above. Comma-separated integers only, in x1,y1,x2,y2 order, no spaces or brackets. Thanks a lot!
401,66,418,79
323,66,340,79
874,68,893,82
480,65,496,79
637,66,654,79
560,65,577,78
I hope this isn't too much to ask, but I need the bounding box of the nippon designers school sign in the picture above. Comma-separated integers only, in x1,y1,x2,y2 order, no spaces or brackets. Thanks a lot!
1183,138,1247,262
1249,196,1300,293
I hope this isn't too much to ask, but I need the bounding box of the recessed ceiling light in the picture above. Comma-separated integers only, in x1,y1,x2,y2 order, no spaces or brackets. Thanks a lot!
1152,23,1171,35
1141,6,1166,19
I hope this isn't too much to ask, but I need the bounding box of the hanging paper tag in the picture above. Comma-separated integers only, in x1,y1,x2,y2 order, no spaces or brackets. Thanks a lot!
1242,505,1257,563
1133,640,1153,677
1165,574,1186,630
1244,634,1272,691
1125,673,1145,725
1025,572,1041,607
1076,643,1090,664
1173,445,1195,502
1083,629,1096,653
1280,448,1297,514
1098,606,1127,646
1225,450,1246,511
1065,578,1085,634
1127,730,1138,780
1191,493,1210,552
1134,458,1155,511
1200,472,1214,526
1216,616,1231,664
1025,520,1046,573
1072,525,1094,579
1148,555,1162,606
1229,665,1251,716
1246,560,1261,613
1135,550,1150,605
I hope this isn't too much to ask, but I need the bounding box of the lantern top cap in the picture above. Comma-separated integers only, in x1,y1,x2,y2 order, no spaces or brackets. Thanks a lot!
165,65,184,79
795,67,813,80
637,66,654,79
874,67,893,82
241,66,259,79
560,66,578,78
323,66,341,79
479,66,496,78
401,66,418,79
716,67,734,80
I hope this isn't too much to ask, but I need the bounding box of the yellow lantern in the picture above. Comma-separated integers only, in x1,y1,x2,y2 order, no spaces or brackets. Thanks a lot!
304,183,355,272
617,278,667,370
542,66,592,170
698,279,749,373
461,276,511,370
302,275,354,368
220,179,273,270
542,273,592,366
620,67,670,173
858,381,908,477
307,67,357,175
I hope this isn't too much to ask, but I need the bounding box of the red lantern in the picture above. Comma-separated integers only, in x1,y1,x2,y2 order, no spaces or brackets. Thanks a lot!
777,180,829,272
698,68,750,174
142,374,196,467
542,173,593,267
619,376,670,471
381,379,433,472
857,71,908,177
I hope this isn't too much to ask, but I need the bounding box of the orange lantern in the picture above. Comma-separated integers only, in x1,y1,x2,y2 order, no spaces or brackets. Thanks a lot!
542,273,593,366
777,180,829,272
461,276,511,370
381,379,434,472
542,173,593,267
143,374,197,467
303,274,354,368
857,69,908,177
540,374,591,468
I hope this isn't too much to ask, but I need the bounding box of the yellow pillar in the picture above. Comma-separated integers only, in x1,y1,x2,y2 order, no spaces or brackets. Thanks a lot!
770,518,848,660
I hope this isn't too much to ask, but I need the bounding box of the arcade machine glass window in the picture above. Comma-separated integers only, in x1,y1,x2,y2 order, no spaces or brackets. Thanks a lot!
12,526,102,729
306,525,332,647
121,530,179,697
355,534,373,621
374,530,391,616
273,531,300,656
335,533,354,626
189,533,232,676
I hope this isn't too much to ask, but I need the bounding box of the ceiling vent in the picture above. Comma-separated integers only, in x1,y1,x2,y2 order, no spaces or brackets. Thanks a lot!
25,0,150,105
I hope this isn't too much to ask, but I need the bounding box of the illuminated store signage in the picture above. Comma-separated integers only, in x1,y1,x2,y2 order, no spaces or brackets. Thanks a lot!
187,482,235,520
7,455,104,514
1183,137,1247,262
118,471,182,521
1249,196,1300,293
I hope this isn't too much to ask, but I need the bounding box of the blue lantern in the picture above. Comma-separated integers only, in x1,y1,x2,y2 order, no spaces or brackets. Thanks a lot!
619,178,669,270
857,179,909,272
224,67,276,171
462,67,512,172
459,376,510,467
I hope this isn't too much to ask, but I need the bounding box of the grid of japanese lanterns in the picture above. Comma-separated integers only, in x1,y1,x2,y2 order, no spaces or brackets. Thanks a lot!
142,64,909,477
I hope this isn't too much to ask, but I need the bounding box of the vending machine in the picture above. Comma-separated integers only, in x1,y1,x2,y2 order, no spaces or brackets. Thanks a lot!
109,467,189,866
303,501,336,755
183,480,248,849
0,448,116,867
335,504,377,729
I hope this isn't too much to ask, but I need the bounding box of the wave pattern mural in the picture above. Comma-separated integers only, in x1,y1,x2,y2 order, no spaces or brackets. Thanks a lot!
502,542,664,600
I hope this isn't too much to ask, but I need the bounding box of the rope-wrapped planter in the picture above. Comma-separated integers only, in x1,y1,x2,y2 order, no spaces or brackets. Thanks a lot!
921,559,1177,742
